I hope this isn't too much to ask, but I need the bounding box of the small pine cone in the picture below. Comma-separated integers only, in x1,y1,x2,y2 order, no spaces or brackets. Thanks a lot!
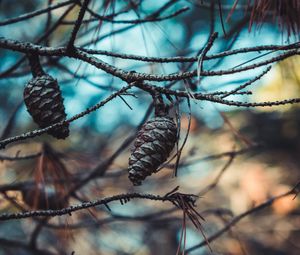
128,116,177,186
24,74,69,139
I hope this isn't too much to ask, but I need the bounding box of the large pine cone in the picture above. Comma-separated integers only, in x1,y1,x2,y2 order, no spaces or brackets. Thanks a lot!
24,75,69,139
128,116,177,186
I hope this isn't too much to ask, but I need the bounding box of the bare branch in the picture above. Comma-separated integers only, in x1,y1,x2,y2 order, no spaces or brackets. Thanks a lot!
0,190,197,221
67,0,90,49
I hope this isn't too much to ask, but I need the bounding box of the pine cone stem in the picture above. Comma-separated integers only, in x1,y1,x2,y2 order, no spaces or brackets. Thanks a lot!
153,92,168,117
27,53,45,77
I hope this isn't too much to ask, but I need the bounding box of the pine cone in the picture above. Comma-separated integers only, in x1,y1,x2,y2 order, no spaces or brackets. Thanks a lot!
128,116,177,185
24,74,69,139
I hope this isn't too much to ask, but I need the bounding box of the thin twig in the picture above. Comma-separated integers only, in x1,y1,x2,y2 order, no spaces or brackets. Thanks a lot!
197,32,218,85
67,0,90,50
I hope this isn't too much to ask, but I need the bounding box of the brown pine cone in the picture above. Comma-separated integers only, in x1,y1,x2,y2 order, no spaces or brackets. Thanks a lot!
23,74,69,139
128,116,177,186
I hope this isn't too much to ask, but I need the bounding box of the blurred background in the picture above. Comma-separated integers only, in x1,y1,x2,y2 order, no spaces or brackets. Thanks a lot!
0,0,300,254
